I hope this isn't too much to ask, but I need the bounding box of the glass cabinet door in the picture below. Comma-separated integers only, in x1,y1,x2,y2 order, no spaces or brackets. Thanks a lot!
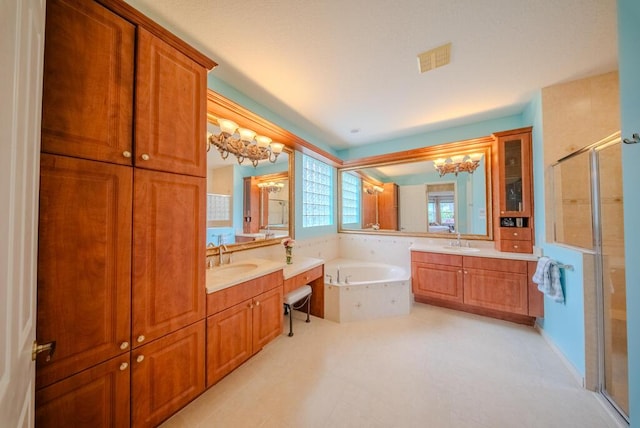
498,132,531,216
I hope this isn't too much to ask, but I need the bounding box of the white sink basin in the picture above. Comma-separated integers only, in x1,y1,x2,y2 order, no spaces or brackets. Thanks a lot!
442,245,481,253
214,263,259,276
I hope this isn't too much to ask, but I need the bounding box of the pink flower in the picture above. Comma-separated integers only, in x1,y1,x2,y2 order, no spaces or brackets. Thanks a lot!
281,238,295,248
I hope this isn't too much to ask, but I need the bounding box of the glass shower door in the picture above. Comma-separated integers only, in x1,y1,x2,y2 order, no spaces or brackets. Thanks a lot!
595,141,628,417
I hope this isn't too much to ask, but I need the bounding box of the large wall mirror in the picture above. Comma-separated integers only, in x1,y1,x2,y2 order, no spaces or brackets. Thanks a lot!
205,91,294,253
339,137,493,240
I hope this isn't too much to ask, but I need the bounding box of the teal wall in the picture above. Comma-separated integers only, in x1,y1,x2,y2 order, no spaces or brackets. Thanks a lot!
618,0,640,424
525,90,589,376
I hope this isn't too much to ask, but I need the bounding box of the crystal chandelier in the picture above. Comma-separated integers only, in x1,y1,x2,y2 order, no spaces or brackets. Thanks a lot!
257,181,284,193
208,118,285,167
433,153,483,177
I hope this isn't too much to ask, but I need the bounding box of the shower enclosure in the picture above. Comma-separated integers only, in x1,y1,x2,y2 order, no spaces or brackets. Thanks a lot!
552,132,628,421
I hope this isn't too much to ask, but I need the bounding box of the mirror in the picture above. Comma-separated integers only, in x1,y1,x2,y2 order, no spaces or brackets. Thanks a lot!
206,121,292,248
339,138,492,240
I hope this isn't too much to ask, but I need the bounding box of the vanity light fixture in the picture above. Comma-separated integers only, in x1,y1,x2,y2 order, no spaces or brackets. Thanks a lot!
433,153,483,177
257,181,285,194
207,118,285,167
364,185,384,195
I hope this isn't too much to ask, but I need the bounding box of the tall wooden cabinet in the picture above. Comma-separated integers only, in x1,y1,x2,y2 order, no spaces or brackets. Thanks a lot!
36,0,216,426
493,127,534,253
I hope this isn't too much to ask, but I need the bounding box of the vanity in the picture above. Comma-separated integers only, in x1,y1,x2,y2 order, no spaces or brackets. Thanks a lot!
205,257,324,387
410,246,543,325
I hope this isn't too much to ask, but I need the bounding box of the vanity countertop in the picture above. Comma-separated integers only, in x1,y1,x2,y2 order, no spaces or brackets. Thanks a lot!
410,243,539,262
205,256,326,294
282,256,324,279
206,258,285,294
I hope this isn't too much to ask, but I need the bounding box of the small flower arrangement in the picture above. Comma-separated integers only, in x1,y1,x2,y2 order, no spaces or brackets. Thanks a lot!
281,237,296,248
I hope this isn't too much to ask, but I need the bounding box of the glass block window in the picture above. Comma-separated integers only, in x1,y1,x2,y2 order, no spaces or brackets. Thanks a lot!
341,172,360,225
302,155,333,227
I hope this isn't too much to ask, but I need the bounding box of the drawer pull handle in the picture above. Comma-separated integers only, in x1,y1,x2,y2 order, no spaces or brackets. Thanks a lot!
122,151,132,158
120,341,129,350
513,245,519,249
141,153,150,161
120,362,128,371
137,335,145,343
255,300,260,307
513,232,518,236
136,355,145,363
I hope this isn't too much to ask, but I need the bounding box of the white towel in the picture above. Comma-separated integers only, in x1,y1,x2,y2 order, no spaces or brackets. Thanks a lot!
532,256,565,303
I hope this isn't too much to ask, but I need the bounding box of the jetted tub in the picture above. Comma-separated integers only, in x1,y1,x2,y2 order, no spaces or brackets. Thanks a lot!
323,259,411,323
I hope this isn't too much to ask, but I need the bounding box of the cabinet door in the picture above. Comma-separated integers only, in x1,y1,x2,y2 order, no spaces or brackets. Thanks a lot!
497,131,532,217
132,321,205,428
463,268,528,315
37,154,132,388
527,261,545,317
252,287,284,351
135,28,207,177
132,169,205,347
35,354,131,428
41,0,134,165
206,300,253,387
411,262,464,303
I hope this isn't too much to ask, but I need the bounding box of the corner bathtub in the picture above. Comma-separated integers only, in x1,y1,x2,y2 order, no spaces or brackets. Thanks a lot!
323,259,411,323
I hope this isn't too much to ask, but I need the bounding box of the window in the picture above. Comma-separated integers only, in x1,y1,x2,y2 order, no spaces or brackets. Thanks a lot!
302,155,333,227
341,172,360,225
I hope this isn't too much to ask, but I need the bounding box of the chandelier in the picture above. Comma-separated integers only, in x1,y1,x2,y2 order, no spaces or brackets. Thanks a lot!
257,181,285,193
433,153,483,177
208,118,285,167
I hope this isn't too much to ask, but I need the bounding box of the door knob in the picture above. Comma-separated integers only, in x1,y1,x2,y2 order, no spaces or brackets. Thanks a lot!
140,153,150,161
32,340,56,362
122,151,132,158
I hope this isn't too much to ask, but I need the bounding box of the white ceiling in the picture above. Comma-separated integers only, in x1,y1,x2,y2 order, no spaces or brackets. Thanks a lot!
125,0,618,151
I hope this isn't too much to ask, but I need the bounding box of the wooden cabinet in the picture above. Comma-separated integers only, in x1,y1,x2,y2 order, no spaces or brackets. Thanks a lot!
41,0,135,166
493,127,534,253
36,154,132,389
378,182,399,230
411,252,463,303
411,251,542,323
37,0,215,425
283,264,325,318
132,169,206,347
462,257,528,315
527,261,545,317
206,271,283,387
135,28,208,177
132,321,205,428
35,355,131,428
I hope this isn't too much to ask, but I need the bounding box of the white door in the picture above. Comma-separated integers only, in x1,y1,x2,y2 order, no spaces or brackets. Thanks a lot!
0,0,46,426
399,184,428,232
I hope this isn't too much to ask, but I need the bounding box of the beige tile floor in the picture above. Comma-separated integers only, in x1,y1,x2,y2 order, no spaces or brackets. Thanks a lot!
162,303,620,428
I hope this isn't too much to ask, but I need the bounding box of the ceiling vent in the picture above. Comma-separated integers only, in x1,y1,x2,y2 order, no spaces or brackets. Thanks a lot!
417,42,451,74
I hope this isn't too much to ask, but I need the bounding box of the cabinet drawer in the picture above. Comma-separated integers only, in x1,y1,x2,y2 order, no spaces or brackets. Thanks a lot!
499,227,532,240
463,256,527,274
411,251,462,266
497,239,533,254
207,270,283,316
284,265,323,295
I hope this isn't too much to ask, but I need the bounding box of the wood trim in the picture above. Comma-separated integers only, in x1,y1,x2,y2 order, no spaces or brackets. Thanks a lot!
207,90,342,166
414,296,536,326
341,136,494,169
95,0,217,70
491,126,533,138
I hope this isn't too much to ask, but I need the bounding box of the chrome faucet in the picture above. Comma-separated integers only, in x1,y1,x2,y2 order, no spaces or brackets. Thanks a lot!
456,232,461,247
336,268,341,284
218,244,228,265
325,274,333,284
344,275,352,285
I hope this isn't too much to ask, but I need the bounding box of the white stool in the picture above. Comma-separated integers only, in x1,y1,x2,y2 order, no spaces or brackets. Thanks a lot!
283,285,312,337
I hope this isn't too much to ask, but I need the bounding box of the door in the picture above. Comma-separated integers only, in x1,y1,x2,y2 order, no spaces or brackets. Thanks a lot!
595,141,629,417
36,155,132,388
0,0,45,425
135,28,207,177
412,263,464,303
132,169,206,347
252,287,284,351
399,184,428,232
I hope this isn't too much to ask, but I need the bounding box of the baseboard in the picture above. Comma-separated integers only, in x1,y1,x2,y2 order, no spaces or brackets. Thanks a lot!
535,323,585,388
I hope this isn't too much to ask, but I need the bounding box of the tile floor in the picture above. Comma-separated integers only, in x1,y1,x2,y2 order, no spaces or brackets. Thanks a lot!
161,303,620,428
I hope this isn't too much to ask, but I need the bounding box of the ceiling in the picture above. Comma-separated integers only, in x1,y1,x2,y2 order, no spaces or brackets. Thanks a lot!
125,0,618,151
